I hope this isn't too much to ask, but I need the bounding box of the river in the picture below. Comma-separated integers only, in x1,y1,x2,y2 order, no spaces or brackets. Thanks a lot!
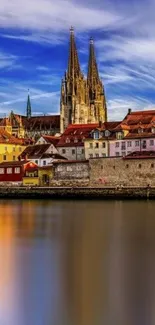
0,199,155,325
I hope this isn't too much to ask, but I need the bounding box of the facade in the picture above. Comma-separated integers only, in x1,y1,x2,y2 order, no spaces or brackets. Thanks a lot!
53,160,89,180
110,110,155,157
57,123,98,160
89,152,155,187
84,122,120,159
20,144,66,167
38,166,54,186
23,164,39,186
0,129,26,163
0,160,38,185
60,28,107,133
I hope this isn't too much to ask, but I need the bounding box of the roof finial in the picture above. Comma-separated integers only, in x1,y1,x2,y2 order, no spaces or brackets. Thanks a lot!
70,26,74,33
90,37,94,45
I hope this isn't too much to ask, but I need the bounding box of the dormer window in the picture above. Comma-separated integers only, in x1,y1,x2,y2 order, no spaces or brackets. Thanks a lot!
116,132,123,140
74,138,78,143
152,127,155,133
66,138,70,143
105,130,110,137
138,128,143,134
93,130,99,140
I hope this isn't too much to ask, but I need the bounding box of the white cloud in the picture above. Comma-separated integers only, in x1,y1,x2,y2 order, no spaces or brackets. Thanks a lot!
0,0,129,33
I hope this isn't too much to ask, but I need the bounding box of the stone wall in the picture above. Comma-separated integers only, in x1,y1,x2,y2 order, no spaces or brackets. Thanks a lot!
89,157,155,187
54,161,89,180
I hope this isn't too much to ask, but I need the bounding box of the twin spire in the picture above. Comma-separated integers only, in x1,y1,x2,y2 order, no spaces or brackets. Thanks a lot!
67,27,100,86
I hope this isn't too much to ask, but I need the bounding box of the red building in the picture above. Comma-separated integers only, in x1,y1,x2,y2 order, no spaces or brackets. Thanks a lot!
0,160,38,184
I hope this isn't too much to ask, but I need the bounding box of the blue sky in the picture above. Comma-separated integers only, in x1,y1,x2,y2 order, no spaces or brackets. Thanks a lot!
0,0,155,120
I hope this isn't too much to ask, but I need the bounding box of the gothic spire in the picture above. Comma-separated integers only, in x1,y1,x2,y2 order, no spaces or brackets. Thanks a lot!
67,27,81,78
26,90,32,118
87,38,100,90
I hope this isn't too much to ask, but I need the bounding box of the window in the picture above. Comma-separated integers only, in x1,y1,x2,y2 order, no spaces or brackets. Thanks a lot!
0,168,4,174
89,154,93,158
105,130,110,137
13,147,15,152
7,168,12,174
122,151,126,157
126,164,129,168
101,166,103,170
127,141,132,147
102,142,106,148
95,153,99,158
117,132,123,140
13,156,16,161
57,166,63,172
67,166,72,172
121,142,126,150
95,143,99,148
43,160,46,166
150,139,154,146
115,142,119,148
35,160,38,164
142,140,146,149
89,143,93,148
93,131,99,139
5,147,7,151
116,152,120,157
81,149,84,154
151,163,154,168
135,140,140,147
113,166,115,169
74,138,78,143
139,164,142,168
102,153,106,157
72,149,75,155
3,155,6,161
62,149,66,154
66,138,70,143
15,167,20,174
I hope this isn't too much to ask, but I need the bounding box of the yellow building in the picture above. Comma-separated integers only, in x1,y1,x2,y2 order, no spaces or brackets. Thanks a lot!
38,166,54,186
84,137,109,160
0,129,26,163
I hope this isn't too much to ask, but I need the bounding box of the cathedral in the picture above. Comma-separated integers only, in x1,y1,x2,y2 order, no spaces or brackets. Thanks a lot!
60,27,107,133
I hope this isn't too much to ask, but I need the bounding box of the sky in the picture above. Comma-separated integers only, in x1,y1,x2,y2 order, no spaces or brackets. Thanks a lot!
0,0,155,120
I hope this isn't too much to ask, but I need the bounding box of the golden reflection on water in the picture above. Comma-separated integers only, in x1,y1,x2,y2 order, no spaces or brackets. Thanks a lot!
0,200,155,325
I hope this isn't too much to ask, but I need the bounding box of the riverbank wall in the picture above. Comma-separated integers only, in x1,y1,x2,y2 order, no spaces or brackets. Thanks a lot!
0,186,154,199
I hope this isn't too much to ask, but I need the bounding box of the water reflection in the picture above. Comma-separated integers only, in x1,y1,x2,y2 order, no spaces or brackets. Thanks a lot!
0,200,155,325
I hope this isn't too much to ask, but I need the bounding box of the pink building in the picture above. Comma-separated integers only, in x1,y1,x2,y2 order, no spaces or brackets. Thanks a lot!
109,109,155,157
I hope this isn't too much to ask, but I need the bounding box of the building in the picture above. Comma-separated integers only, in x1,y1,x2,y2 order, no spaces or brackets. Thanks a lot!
23,163,39,186
53,160,89,180
57,123,98,160
84,121,121,159
38,165,54,186
60,27,107,133
0,160,38,185
0,129,26,163
0,96,60,140
110,110,155,157
36,135,60,151
19,143,66,167
89,152,155,187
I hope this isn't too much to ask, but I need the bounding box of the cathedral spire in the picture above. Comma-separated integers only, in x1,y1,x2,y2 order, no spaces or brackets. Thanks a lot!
87,37,100,91
67,27,81,78
26,90,32,118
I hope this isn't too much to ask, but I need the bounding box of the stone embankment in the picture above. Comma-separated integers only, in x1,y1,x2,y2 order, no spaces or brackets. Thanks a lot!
0,186,154,199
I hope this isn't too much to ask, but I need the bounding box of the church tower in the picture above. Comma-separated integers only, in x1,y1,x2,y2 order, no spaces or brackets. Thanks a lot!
26,90,32,119
87,38,107,123
60,29,107,133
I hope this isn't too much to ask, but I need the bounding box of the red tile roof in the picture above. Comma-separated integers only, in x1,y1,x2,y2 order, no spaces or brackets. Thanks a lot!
0,129,24,145
42,135,60,146
124,151,155,159
57,123,98,147
20,144,51,159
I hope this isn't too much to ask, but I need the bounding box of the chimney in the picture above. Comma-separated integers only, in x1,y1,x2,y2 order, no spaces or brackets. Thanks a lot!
99,120,102,128
128,108,132,115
